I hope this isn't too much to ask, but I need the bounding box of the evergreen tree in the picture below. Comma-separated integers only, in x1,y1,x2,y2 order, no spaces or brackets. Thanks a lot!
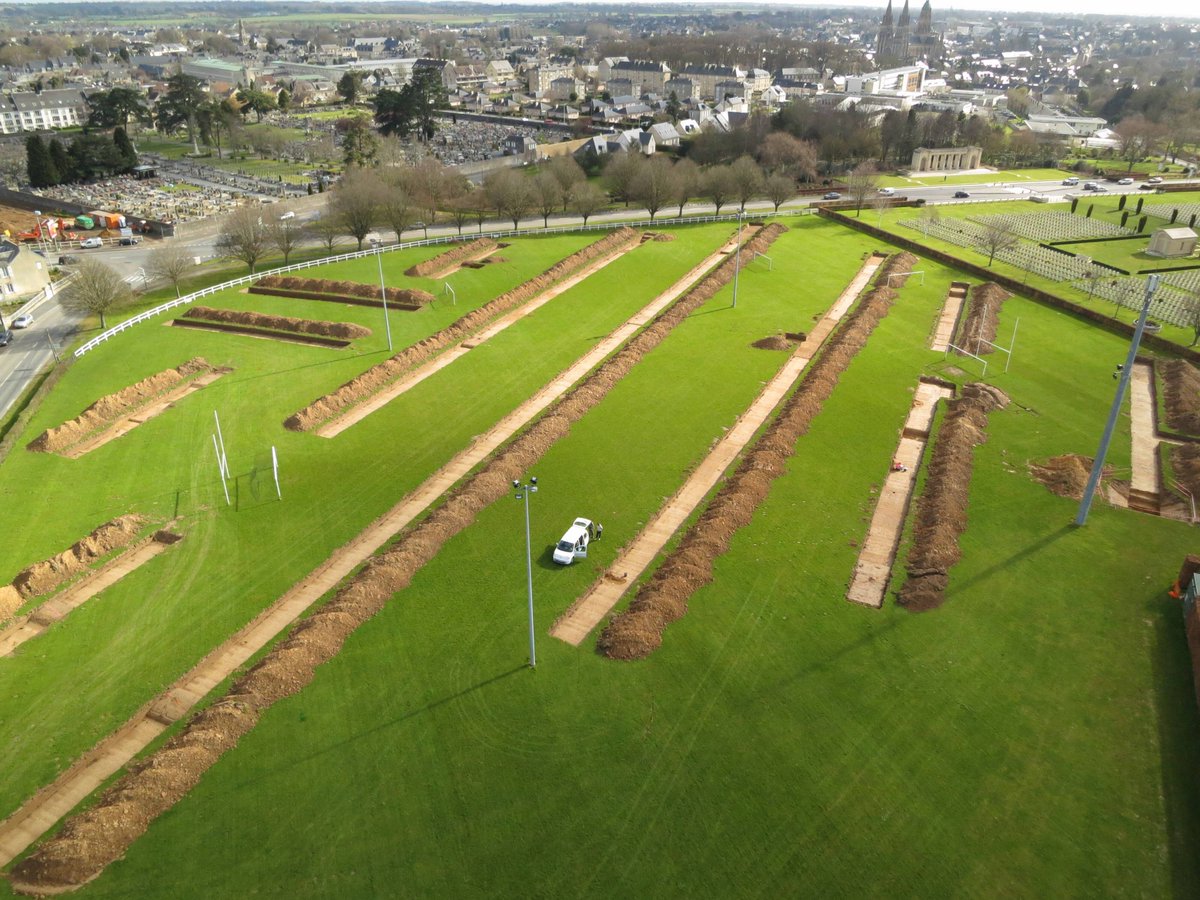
48,138,73,184
25,134,58,188
113,127,137,171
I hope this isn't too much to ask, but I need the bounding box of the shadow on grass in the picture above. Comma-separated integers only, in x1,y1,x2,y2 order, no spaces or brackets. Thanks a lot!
949,523,1073,596
1148,592,1200,898
226,346,391,385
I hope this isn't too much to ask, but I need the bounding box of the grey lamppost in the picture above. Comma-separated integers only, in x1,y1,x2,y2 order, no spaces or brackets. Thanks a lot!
513,475,539,667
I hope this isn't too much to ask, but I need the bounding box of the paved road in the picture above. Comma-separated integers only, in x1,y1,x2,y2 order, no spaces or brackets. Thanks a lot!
0,296,77,421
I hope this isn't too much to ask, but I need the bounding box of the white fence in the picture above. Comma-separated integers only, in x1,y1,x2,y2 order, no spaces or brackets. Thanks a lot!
73,209,811,358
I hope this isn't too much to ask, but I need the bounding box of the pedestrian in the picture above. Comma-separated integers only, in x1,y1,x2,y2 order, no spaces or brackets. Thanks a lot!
596,522,603,541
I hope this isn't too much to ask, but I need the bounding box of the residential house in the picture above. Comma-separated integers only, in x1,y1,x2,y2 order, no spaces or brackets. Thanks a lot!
486,59,514,81
610,60,670,95
648,121,681,149
675,64,745,100
0,241,50,298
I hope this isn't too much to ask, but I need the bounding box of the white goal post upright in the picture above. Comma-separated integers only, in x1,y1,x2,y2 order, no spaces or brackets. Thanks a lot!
213,410,230,480
212,434,231,506
973,317,1020,374
271,446,282,501
887,271,925,286
443,282,456,305
945,342,989,377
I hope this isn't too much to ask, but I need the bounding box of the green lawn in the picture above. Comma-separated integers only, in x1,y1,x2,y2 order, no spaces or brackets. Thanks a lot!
2,218,1199,897
879,167,1068,188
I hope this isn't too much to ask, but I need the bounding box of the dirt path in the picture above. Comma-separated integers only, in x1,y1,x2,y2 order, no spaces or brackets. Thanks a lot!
0,535,179,658
1127,361,1163,514
424,246,500,280
316,243,638,438
846,381,954,609
930,282,969,352
551,252,888,646
0,231,740,872
61,371,228,460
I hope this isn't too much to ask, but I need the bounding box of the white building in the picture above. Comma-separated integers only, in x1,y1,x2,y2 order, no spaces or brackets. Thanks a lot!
0,89,88,134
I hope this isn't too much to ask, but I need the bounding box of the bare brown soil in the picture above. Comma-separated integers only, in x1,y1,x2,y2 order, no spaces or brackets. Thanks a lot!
7,223,785,895
1171,443,1200,499
251,276,434,309
896,383,1010,612
597,251,919,661
405,238,498,277
27,360,216,456
1029,454,1096,500
751,334,804,351
181,306,370,340
283,227,642,432
1161,359,1200,436
0,516,147,620
955,283,1011,356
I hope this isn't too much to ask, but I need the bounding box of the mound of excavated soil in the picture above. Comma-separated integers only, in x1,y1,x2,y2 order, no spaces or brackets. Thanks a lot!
1161,359,1200,436
284,227,642,432
599,249,915,662
751,334,803,351
1171,443,1200,500
897,383,1009,612
8,224,791,895
10,515,147,600
956,283,1010,356
28,360,213,455
253,276,434,308
405,238,498,277
1029,454,1095,500
183,306,371,340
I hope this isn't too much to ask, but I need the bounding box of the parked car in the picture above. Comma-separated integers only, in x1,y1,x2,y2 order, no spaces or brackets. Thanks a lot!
1083,181,1100,191
822,191,841,200
279,211,296,220
877,186,896,196
118,236,139,246
953,190,970,198
80,237,103,249
11,313,33,329
58,254,77,265
1117,177,1134,185
553,518,595,566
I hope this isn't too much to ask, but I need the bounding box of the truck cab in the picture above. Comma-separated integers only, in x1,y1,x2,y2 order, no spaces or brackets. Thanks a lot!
553,518,594,565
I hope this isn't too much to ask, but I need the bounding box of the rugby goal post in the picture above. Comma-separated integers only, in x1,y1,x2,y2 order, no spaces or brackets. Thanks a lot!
886,270,925,286
443,282,456,305
271,445,282,501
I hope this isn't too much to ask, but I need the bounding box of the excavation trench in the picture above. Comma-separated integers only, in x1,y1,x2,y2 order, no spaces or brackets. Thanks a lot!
2,224,782,894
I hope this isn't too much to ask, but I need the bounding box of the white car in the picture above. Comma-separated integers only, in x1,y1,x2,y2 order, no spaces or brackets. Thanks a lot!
1147,176,1164,184
80,237,103,249
1117,177,1134,185
279,211,296,220
877,186,896,196
552,518,594,565
11,313,33,329
1062,176,1079,186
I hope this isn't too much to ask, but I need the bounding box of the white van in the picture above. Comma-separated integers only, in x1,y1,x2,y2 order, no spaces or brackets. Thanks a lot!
553,518,594,565
80,237,103,249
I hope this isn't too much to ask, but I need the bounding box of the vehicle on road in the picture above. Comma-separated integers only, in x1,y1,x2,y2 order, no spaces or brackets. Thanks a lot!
1117,177,1134,185
553,518,595,565
1083,181,1099,191
12,314,33,329
0,330,13,347
1062,176,1080,186
118,236,139,246
80,237,103,249
1092,184,1109,192
877,187,896,196
1147,176,1164,184
953,190,970,198
822,191,841,200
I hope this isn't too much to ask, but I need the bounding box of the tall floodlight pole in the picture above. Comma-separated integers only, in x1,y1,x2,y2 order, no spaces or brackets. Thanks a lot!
513,476,538,667
731,210,744,308
1075,274,1160,526
376,250,393,352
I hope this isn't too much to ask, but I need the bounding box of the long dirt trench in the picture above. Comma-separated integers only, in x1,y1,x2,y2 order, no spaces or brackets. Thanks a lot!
552,252,887,646
316,239,641,438
0,227,747,874
1128,361,1163,513
845,381,954,609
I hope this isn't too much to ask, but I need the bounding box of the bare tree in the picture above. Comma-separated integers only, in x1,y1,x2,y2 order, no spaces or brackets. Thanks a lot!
671,158,700,217
215,205,270,273
845,161,879,218
146,242,193,297
763,172,796,213
484,168,534,229
381,175,417,242
533,171,563,227
547,154,586,211
730,156,764,212
1184,294,1200,347
1115,115,1163,173
305,216,343,253
630,156,677,221
703,165,737,215
265,210,306,265
410,156,449,224
60,258,131,329
759,132,817,180
330,167,381,250
447,194,473,235
918,204,940,236
980,219,1018,267
569,182,608,225
603,152,643,207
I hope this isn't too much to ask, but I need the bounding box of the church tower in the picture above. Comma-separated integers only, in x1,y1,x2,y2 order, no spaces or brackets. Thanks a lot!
895,0,912,62
876,1,895,61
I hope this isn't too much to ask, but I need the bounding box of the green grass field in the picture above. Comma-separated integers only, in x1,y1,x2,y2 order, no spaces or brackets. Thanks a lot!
1,217,1198,897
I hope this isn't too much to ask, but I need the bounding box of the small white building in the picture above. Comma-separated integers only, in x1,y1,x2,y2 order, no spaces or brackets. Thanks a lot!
1147,227,1198,259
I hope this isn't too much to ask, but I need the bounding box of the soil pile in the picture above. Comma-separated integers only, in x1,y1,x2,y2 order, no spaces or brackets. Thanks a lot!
8,223,787,894
956,283,1010,356
9,515,147,601
1161,359,1200,436
405,238,498,277
751,333,805,351
283,227,642,432
183,306,371,340
897,383,1009,612
28,360,213,455
598,251,915,662
252,276,433,308
1029,454,1094,499
1171,443,1200,498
